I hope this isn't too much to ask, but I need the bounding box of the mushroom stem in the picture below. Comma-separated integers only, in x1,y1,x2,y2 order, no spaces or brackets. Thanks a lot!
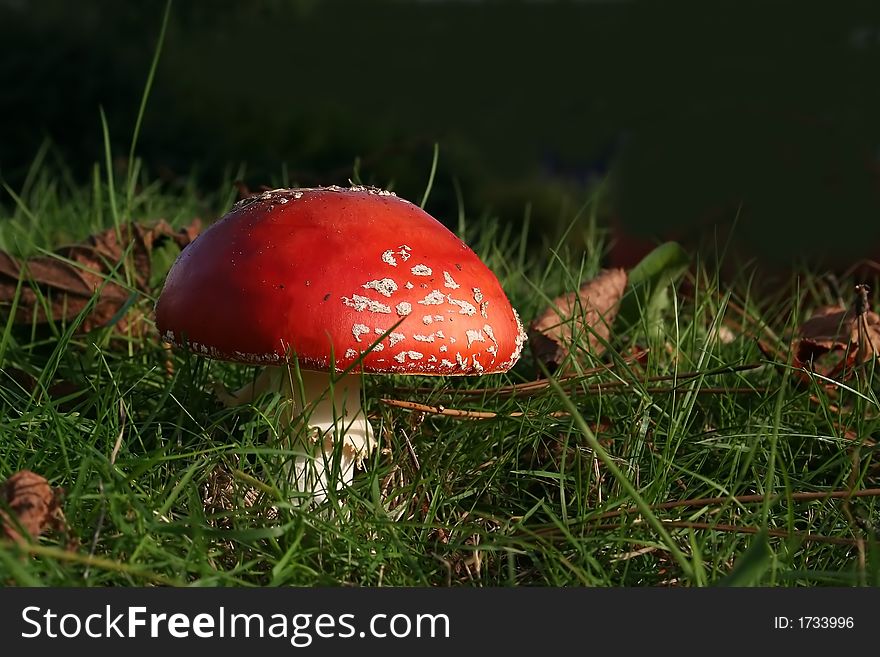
286,368,376,505
217,367,376,505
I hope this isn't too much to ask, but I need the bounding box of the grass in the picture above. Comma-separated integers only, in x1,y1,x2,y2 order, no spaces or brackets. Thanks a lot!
1,150,878,588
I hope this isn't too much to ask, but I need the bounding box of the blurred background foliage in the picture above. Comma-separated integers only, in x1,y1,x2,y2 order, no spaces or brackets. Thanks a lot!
2,0,880,268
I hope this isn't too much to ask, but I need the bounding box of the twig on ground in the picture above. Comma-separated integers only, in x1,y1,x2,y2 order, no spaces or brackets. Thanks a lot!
402,359,762,399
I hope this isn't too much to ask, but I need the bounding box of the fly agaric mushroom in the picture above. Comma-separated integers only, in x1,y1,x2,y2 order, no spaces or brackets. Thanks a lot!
156,185,526,503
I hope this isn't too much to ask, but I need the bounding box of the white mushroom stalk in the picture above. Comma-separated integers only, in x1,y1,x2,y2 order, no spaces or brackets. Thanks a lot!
216,367,376,506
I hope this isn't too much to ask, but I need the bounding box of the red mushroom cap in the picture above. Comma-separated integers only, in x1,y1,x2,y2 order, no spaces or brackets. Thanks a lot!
156,186,526,375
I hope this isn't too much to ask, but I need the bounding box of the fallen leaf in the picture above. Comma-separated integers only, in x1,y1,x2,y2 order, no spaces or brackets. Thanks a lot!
0,470,61,544
793,284,880,380
3,367,85,411
0,219,201,334
529,268,627,373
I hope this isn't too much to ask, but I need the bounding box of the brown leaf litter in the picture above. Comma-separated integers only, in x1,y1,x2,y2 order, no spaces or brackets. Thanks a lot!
528,268,628,373
0,470,67,544
793,284,880,380
3,366,84,410
0,219,200,334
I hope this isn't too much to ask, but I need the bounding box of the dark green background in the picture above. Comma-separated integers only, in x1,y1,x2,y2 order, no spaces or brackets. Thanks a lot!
2,0,880,266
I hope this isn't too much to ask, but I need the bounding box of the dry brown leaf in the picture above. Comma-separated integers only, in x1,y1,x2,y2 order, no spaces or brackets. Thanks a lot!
0,219,201,334
793,284,880,380
4,367,84,411
0,470,62,544
529,268,627,373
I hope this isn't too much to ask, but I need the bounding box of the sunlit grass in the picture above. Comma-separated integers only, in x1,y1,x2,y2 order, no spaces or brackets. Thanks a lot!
0,153,878,587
